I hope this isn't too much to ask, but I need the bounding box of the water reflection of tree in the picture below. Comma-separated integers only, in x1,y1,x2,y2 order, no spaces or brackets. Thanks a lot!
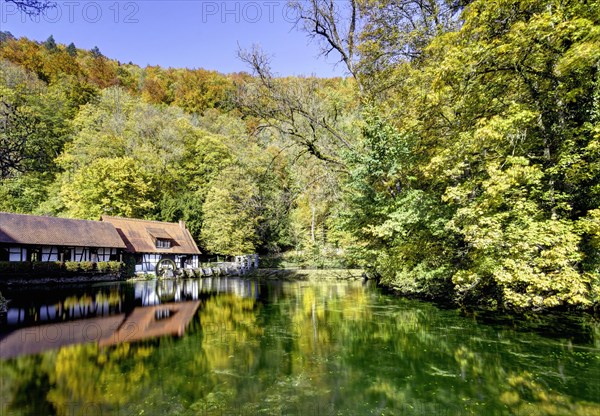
0,354,55,415
0,281,599,415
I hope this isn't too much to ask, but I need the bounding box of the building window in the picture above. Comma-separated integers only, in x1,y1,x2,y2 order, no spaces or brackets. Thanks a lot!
8,247,27,262
42,246,59,262
74,248,90,262
0,247,9,261
156,239,171,249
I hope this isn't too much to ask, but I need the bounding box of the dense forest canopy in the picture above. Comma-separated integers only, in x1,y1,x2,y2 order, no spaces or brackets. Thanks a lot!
0,29,349,258
1,0,599,313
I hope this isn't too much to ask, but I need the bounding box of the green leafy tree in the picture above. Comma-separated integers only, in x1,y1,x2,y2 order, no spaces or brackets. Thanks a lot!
341,111,457,297
291,0,600,311
61,156,155,219
90,46,102,58
43,35,57,51
66,42,77,57
201,167,260,255
0,60,72,180
159,128,235,241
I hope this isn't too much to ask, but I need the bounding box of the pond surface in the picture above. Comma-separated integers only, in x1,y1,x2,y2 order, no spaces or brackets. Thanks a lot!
0,277,599,415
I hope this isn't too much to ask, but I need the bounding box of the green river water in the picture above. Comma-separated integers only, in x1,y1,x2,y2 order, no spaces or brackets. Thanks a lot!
0,277,598,415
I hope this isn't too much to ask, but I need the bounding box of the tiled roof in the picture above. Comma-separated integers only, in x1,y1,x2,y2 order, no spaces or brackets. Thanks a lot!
101,216,201,255
146,227,173,240
0,212,127,248
99,301,200,347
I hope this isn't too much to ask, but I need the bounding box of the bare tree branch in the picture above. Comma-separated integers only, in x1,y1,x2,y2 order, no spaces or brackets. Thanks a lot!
3,0,55,16
237,46,356,170
289,0,362,80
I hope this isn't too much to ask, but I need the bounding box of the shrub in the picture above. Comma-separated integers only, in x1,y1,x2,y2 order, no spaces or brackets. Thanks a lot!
14,262,33,272
108,261,122,274
0,261,14,273
123,256,136,278
0,261,67,276
32,262,63,272
47,262,63,272
79,261,95,272
96,261,121,274
0,291,6,313
64,261,80,272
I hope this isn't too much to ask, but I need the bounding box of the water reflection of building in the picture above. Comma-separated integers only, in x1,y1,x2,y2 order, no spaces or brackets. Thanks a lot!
99,301,200,347
198,277,260,299
4,291,124,326
0,278,262,359
2,278,261,329
0,301,200,359
0,314,126,359
134,278,260,306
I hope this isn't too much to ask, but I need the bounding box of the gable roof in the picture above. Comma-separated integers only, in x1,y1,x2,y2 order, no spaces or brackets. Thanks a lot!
99,301,200,347
101,216,201,255
0,212,127,248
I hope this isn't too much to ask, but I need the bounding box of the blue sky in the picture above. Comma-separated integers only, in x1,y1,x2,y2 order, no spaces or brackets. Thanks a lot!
0,0,346,76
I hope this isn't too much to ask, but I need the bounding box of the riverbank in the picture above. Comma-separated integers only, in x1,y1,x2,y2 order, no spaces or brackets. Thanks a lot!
125,268,366,282
246,268,365,281
0,267,365,286
0,260,126,285
0,273,124,286
252,268,600,316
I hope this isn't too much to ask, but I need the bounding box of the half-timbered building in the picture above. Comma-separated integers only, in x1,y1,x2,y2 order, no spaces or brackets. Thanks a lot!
0,212,126,263
101,216,200,272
